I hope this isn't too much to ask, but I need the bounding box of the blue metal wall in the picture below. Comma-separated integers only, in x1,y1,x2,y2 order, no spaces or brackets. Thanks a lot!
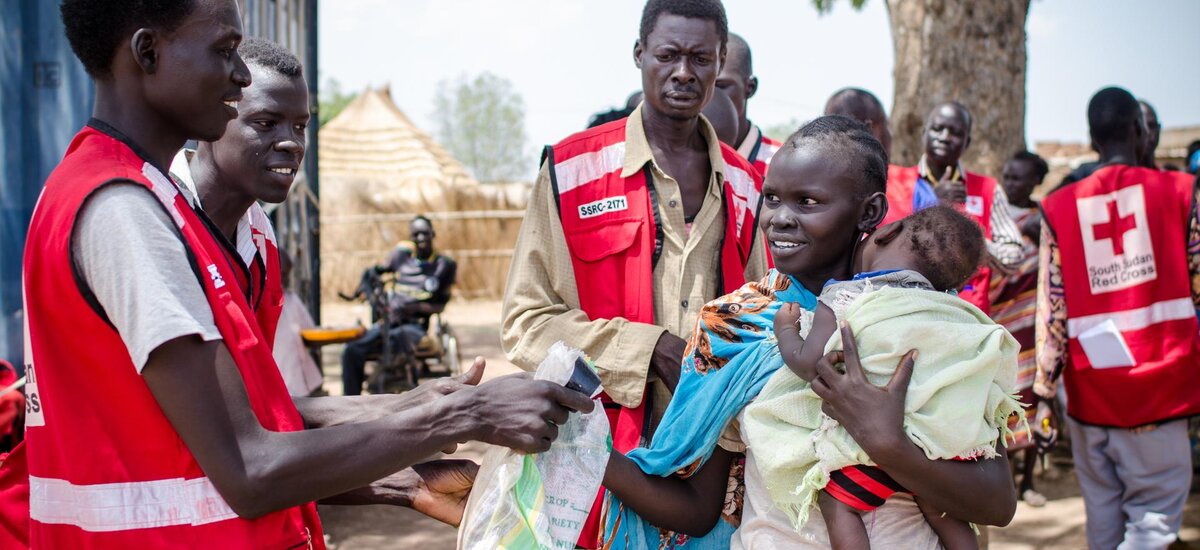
0,1,95,367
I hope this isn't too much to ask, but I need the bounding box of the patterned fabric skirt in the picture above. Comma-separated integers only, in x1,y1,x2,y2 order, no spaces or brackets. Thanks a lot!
990,250,1039,451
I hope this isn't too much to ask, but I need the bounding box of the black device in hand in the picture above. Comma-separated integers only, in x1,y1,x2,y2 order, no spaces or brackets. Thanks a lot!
565,357,602,398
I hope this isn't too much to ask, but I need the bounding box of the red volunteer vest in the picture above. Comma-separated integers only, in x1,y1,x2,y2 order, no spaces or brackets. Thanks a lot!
242,205,285,348
882,164,916,226
884,165,995,313
544,118,762,547
1041,165,1200,427
21,125,323,548
747,133,782,177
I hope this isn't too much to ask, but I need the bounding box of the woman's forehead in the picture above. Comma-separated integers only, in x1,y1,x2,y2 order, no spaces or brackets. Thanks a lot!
767,143,862,195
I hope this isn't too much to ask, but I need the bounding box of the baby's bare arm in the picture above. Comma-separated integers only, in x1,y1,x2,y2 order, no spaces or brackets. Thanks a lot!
774,302,837,381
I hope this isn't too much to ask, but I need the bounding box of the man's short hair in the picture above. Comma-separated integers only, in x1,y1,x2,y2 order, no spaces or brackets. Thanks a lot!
239,37,303,78
639,0,729,49
61,0,197,79
927,101,973,133
1088,87,1141,145
411,214,433,229
784,115,889,197
1010,150,1049,182
903,205,985,292
824,88,886,123
725,32,752,77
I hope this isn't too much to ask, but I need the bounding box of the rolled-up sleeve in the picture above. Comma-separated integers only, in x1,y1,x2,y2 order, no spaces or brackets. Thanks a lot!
1033,220,1068,399
987,186,1025,267
500,163,664,407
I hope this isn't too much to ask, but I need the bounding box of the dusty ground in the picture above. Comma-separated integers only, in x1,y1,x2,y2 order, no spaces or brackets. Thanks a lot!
315,300,1200,549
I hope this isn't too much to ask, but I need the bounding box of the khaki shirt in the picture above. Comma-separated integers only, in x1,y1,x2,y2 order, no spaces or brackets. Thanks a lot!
501,104,768,429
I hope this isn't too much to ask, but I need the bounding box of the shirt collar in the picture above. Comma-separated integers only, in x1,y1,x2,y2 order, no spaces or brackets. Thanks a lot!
621,102,727,182
735,123,761,160
917,154,964,183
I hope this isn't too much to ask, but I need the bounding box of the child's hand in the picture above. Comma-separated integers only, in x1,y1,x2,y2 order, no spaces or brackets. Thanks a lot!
774,303,813,380
773,303,803,343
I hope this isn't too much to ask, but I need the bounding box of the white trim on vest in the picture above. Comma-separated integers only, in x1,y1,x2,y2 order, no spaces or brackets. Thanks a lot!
724,164,760,235
554,141,626,195
1066,296,1194,337
756,140,779,166
240,203,277,268
142,163,186,228
30,475,239,532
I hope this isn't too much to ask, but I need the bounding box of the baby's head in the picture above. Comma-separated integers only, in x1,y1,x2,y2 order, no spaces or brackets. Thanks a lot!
759,115,889,290
859,206,985,292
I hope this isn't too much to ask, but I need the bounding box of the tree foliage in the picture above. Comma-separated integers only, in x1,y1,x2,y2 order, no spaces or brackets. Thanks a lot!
432,72,530,183
318,78,357,128
810,0,869,14
763,118,804,143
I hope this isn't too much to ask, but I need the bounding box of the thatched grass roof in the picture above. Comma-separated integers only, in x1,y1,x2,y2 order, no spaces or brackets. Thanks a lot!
318,87,530,302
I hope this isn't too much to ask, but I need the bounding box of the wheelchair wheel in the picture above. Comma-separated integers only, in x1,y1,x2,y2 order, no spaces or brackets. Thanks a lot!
441,326,462,376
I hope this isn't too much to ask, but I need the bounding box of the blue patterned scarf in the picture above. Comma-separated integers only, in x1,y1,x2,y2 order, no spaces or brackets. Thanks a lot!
600,270,817,549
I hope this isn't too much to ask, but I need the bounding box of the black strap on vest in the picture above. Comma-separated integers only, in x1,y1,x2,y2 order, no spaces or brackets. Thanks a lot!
645,166,665,271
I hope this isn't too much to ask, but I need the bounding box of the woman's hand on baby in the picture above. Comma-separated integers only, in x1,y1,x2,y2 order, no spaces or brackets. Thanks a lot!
811,322,918,458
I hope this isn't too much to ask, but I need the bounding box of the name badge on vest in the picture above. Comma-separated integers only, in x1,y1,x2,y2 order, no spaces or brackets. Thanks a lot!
1076,184,1157,294
965,195,984,217
578,195,629,219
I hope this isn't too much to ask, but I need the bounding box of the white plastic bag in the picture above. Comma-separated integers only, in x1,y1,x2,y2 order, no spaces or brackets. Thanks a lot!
457,342,612,549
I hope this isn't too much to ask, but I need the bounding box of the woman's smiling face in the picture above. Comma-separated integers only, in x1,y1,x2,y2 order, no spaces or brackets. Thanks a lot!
758,141,871,293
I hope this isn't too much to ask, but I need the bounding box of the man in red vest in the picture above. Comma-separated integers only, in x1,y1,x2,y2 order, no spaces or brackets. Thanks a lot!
1035,87,1198,549
13,1,593,547
716,33,782,175
887,102,1024,313
502,0,767,544
170,37,307,349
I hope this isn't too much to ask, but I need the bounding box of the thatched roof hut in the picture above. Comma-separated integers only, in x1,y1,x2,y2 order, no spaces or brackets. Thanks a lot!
319,87,530,302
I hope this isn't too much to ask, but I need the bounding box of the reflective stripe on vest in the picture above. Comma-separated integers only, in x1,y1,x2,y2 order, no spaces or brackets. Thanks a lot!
29,475,236,532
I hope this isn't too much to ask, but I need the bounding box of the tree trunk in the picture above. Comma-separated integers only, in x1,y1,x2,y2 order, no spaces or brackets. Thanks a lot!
886,0,1030,178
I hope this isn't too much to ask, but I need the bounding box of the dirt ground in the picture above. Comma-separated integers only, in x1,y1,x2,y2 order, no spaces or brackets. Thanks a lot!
315,300,1200,549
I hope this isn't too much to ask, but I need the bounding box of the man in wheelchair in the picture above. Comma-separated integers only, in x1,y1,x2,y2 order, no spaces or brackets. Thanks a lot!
342,216,457,395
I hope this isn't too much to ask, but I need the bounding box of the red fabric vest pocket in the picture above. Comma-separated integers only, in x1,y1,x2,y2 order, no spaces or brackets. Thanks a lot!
222,295,261,351
564,218,647,322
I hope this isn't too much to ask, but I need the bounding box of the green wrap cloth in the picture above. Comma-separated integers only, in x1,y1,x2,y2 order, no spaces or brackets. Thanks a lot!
743,285,1025,530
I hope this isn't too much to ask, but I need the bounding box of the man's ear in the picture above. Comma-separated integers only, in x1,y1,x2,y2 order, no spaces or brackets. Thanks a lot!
873,220,904,246
633,40,644,69
860,191,888,232
131,28,159,74
746,75,758,99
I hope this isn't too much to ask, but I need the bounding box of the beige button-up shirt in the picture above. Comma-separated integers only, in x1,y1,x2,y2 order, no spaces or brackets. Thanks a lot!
501,104,768,428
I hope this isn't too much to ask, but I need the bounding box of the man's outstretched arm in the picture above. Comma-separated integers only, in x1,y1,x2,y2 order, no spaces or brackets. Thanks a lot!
292,358,485,429
143,336,593,519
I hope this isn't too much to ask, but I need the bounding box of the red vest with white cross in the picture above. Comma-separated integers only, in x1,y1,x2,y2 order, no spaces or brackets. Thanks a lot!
885,165,995,313
544,117,761,546
21,125,324,548
1041,164,1200,427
